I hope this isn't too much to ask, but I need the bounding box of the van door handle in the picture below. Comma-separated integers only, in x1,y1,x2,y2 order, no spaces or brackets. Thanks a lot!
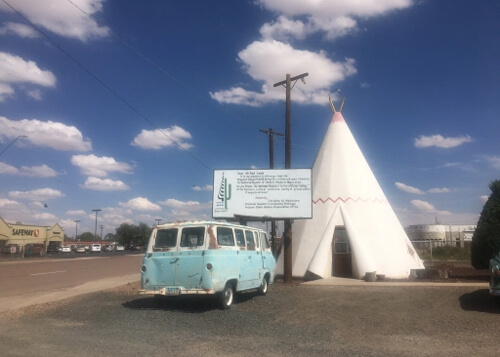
170,258,179,264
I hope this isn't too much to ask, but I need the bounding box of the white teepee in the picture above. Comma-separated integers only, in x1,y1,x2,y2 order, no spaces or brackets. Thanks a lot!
276,104,423,280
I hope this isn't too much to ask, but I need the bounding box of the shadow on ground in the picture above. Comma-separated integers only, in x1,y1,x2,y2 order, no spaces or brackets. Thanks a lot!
459,289,500,314
122,290,260,313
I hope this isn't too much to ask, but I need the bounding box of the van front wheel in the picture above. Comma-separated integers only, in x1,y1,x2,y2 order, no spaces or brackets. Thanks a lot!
219,284,234,309
258,277,268,295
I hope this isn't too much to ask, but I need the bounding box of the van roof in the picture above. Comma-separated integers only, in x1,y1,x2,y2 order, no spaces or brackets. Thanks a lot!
154,220,264,231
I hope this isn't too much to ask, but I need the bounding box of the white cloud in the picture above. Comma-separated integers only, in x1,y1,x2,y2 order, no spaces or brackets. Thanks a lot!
81,176,130,191
427,187,450,194
0,162,19,175
0,163,57,177
0,52,56,87
411,199,451,215
480,195,489,204
19,164,57,177
119,197,161,212
66,209,87,216
25,88,42,100
414,134,473,148
210,40,356,106
410,199,436,212
131,126,193,150
360,82,371,88
0,22,39,38
257,0,412,18
395,182,424,194
485,156,500,170
256,0,411,40
260,16,311,41
71,154,132,177
0,198,23,208
160,198,202,209
192,184,213,191
0,82,15,101
0,0,109,42
32,212,58,222
0,116,92,151
157,198,211,222
8,188,65,201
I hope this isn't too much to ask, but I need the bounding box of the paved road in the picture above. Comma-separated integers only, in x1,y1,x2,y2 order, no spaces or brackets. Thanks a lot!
0,254,143,312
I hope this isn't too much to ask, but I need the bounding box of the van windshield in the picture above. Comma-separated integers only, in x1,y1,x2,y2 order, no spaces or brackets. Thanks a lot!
155,229,178,250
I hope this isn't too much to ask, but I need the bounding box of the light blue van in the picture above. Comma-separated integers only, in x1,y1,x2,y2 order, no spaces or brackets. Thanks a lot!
139,221,276,309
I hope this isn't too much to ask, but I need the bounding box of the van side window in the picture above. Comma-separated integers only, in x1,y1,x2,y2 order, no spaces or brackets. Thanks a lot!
234,229,245,247
260,232,270,249
155,229,178,249
180,227,205,247
217,227,235,246
245,230,255,250
253,231,260,249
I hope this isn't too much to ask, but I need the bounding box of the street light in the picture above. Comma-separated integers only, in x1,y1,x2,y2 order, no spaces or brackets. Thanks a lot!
74,220,80,240
155,218,162,226
99,225,104,240
92,209,101,241
0,135,27,157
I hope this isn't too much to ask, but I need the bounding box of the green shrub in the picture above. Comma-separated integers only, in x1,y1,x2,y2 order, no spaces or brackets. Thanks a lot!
471,180,500,269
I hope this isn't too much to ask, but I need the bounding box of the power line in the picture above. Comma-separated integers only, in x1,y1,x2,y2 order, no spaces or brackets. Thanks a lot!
2,0,211,171
64,0,259,131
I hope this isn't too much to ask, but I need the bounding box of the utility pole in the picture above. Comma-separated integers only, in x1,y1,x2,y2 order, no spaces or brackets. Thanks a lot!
259,128,284,255
155,218,162,226
74,219,80,240
273,72,308,283
92,209,101,242
100,225,104,240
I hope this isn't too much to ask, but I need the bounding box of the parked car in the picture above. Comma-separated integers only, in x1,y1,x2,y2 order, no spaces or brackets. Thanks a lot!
90,244,101,253
75,246,86,253
490,251,500,296
115,245,125,251
103,244,114,252
139,221,276,309
60,245,72,253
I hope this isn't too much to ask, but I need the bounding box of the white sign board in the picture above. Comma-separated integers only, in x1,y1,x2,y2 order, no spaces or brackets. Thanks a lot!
213,169,312,219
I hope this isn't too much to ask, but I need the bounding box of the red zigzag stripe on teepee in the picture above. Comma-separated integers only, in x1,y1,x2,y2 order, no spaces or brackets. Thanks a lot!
313,197,386,204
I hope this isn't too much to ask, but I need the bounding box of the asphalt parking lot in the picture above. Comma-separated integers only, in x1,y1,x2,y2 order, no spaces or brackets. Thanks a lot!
0,279,498,357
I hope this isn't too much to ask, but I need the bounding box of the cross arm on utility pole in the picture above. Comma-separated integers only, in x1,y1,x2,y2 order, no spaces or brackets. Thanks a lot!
273,72,309,88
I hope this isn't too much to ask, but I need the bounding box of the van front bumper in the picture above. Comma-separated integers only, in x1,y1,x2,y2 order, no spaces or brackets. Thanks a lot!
139,287,216,296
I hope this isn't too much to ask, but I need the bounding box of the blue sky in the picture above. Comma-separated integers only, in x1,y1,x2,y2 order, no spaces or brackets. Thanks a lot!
0,0,499,237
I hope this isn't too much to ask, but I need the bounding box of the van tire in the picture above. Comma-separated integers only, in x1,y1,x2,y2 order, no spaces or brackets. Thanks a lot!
219,283,234,309
258,276,268,296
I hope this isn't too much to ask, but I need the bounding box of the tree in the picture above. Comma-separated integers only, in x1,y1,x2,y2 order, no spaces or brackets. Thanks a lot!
105,232,116,241
79,231,96,242
115,222,151,247
471,180,500,268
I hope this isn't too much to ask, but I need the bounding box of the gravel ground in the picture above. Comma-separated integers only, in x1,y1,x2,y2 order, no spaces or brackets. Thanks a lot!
0,279,498,357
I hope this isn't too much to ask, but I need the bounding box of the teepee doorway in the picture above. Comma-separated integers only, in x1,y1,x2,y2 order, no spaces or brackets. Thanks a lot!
332,227,352,278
